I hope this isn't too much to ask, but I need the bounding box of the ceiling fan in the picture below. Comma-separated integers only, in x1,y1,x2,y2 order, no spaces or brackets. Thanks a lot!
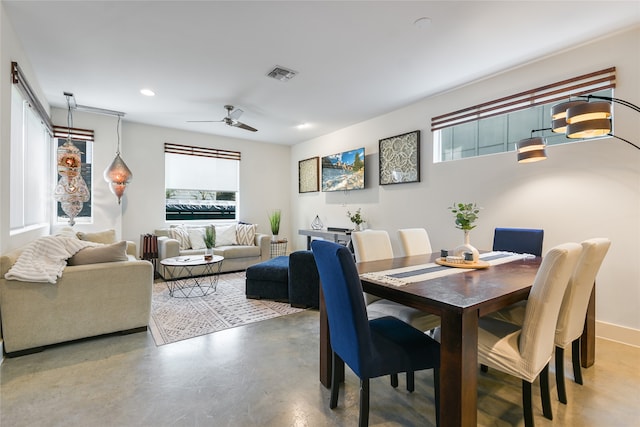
188,105,258,132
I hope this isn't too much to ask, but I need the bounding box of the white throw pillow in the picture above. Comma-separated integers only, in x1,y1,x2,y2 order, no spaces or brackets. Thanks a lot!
187,227,207,250
215,224,238,246
236,223,256,246
169,225,191,250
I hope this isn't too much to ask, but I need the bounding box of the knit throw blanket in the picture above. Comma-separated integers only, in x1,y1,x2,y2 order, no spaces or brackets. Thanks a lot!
4,236,99,284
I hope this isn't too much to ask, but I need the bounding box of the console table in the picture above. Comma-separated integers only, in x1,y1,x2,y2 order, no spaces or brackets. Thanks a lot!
298,229,352,250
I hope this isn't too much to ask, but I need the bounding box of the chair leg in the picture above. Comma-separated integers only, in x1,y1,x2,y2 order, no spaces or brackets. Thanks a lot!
522,380,534,427
390,373,398,388
540,364,553,420
359,378,370,427
555,346,568,404
572,338,583,385
330,351,340,409
406,371,415,392
434,368,440,427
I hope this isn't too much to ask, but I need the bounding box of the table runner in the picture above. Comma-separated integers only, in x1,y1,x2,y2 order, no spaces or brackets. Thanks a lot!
359,251,531,287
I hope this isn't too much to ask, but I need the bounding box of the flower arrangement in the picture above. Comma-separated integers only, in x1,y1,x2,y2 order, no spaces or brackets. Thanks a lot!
347,208,365,226
448,202,480,231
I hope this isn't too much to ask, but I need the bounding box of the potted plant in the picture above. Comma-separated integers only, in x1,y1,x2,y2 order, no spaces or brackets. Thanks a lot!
203,226,215,260
448,202,481,262
347,208,365,231
268,209,281,241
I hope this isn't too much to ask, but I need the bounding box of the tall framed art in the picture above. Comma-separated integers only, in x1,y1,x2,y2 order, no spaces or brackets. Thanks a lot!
298,156,319,193
378,130,420,185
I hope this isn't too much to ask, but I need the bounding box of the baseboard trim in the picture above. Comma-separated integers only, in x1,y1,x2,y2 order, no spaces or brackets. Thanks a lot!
596,321,640,348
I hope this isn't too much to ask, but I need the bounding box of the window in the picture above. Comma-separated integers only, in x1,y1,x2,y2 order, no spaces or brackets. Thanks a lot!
432,68,616,162
10,85,51,232
164,143,240,222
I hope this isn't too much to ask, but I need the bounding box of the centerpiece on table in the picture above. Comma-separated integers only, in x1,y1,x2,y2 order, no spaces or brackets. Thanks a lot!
203,226,215,261
449,202,481,262
347,208,365,231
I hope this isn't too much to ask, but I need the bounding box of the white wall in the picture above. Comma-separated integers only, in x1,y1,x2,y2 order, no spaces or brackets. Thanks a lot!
291,27,640,343
121,122,291,245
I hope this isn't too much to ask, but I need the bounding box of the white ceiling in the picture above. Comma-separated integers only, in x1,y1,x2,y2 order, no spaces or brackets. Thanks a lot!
4,1,639,145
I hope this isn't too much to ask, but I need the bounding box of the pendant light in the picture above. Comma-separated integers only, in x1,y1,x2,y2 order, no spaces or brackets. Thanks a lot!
53,93,90,226
103,116,132,204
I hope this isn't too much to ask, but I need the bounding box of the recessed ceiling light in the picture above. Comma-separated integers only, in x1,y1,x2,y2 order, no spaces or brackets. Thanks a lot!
296,123,310,129
140,88,155,96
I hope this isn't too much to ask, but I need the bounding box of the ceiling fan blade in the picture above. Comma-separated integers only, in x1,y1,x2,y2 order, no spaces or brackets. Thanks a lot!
232,121,258,132
187,120,222,123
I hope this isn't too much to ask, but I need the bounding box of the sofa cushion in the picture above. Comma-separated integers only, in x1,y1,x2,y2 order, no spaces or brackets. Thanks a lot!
236,223,256,246
68,241,129,266
187,227,207,250
169,225,191,249
77,229,117,244
213,244,261,258
215,224,237,246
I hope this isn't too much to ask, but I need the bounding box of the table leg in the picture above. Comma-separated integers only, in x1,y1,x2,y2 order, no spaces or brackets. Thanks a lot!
440,309,479,427
307,236,312,250
319,284,343,388
581,285,596,368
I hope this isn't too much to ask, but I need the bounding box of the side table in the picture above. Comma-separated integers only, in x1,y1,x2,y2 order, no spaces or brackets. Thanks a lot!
270,239,288,258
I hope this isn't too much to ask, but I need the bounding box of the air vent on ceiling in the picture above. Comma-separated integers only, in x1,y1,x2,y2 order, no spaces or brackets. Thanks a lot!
267,66,298,82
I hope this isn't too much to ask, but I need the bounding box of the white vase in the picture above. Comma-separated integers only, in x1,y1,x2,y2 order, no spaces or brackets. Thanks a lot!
353,223,362,231
453,230,479,262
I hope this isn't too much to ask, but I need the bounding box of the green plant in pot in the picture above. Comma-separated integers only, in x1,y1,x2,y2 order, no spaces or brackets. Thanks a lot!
268,209,281,242
448,202,481,262
203,226,215,260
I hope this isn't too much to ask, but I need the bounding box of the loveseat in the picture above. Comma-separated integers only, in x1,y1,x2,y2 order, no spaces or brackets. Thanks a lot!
0,230,153,356
155,223,270,279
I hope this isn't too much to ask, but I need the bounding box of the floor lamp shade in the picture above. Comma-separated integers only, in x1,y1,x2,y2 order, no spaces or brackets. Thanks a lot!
517,137,547,163
103,153,132,204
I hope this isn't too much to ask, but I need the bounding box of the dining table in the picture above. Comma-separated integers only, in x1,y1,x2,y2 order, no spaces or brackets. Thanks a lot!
318,251,596,427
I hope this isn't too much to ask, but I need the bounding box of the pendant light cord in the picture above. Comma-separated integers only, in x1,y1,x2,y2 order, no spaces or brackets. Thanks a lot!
116,115,121,155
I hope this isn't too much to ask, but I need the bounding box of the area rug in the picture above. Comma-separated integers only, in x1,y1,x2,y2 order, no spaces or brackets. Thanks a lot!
149,271,303,346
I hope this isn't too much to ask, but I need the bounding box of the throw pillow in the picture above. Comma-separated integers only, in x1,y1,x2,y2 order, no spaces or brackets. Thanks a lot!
215,224,237,246
187,227,207,250
169,225,191,250
77,229,117,244
68,241,129,266
236,223,256,246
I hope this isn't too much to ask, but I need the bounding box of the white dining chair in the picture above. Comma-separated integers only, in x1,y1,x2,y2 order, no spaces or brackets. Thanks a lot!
352,230,440,333
476,242,582,427
488,238,611,404
398,228,433,256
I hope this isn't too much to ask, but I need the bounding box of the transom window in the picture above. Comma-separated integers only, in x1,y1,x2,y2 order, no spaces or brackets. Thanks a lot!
432,68,616,162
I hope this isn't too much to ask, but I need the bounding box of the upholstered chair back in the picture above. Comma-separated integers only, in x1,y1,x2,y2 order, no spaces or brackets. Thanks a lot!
519,242,582,377
493,228,544,256
398,228,433,256
555,238,611,348
351,230,394,263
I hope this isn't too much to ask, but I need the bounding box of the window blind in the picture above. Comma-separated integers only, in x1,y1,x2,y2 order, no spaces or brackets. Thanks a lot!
431,67,616,131
164,142,241,161
53,126,94,142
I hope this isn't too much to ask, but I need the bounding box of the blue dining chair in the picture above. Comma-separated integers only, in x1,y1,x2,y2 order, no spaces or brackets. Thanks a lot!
493,227,544,256
311,239,440,427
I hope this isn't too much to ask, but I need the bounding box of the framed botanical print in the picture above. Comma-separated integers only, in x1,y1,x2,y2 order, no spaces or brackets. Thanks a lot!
298,156,319,193
379,130,420,185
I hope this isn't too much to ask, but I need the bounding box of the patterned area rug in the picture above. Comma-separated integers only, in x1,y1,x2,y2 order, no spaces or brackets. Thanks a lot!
149,271,303,345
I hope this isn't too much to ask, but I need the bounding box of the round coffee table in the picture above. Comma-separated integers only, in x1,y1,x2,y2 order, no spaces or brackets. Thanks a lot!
160,255,224,297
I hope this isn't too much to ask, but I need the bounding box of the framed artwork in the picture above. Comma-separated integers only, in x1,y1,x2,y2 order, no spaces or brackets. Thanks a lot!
298,156,319,193
378,130,420,185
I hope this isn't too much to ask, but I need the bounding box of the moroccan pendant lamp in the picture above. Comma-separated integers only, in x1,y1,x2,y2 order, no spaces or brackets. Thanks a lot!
104,116,132,204
53,93,90,226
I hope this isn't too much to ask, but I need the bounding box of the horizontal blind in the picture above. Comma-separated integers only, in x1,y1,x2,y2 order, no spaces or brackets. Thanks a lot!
53,126,94,142
164,142,241,161
431,67,616,131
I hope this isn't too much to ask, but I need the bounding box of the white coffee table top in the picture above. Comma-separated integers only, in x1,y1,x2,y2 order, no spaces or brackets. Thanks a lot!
160,255,224,267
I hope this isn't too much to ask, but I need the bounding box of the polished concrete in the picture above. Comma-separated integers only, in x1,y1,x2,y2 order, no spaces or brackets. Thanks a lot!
1,309,639,426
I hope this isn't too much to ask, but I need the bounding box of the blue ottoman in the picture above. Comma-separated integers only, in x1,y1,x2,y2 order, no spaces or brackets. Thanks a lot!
245,256,289,302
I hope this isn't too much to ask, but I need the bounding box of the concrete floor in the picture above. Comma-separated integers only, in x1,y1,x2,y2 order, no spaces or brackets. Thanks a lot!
1,309,639,426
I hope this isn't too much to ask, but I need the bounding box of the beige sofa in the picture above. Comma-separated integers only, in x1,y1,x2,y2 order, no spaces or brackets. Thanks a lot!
0,240,153,356
155,224,271,279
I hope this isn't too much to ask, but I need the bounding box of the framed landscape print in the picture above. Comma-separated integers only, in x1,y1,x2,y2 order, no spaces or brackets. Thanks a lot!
298,156,319,193
378,130,420,185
